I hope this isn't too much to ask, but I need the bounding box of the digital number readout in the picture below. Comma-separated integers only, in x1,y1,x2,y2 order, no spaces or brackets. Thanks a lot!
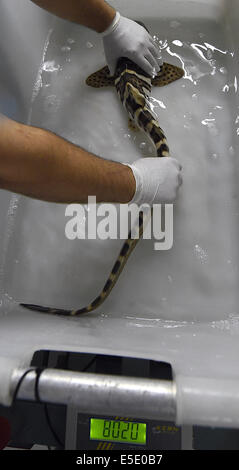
90,418,146,445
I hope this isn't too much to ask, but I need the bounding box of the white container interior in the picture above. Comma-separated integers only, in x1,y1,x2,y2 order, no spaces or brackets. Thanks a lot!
0,0,239,427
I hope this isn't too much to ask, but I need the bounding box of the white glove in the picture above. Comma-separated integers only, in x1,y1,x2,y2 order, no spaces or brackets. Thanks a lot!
125,157,182,205
100,12,163,77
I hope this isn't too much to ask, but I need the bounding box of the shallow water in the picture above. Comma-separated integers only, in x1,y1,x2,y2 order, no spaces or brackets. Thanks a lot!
2,16,239,324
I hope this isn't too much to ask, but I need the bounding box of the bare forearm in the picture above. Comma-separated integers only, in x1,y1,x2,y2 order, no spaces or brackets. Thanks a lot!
31,0,116,32
0,117,135,204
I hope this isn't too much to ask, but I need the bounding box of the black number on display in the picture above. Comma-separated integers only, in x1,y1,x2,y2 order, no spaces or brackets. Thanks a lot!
130,423,139,440
112,420,120,438
103,420,111,438
121,422,130,439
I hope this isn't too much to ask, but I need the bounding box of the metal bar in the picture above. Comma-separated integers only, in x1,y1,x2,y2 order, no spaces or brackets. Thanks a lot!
11,368,177,422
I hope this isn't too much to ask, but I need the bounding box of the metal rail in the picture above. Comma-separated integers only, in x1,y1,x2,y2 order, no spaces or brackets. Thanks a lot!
11,368,177,421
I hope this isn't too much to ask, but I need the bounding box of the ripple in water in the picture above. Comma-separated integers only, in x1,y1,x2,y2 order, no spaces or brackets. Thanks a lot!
61,46,71,52
201,118,219,136
42,60,60,72
43,94,61,113
194,244,208,264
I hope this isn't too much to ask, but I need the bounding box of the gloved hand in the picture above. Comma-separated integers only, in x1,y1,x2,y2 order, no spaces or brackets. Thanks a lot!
125,157,182,205
100,12,163,77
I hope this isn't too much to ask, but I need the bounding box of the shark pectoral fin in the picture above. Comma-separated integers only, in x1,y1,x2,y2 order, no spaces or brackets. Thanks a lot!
85,65,115,88
152,62,184,87
128,118,139,132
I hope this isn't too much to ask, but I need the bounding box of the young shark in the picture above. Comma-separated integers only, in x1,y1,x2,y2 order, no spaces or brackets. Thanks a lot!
20,27,184,317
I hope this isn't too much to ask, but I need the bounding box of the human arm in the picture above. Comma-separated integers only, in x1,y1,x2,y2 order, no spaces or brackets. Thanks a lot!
0,116,182,205
30,0,162,76
30,0,116,33
0,116,135,203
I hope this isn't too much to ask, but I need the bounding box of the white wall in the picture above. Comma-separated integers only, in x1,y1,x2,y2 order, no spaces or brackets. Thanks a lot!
110,0,225,20
0,0,53,120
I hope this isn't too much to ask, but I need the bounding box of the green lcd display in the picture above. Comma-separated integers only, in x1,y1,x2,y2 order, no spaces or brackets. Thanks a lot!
90,418,146,445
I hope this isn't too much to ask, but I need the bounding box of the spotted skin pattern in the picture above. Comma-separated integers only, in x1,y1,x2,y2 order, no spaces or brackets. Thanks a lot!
20,39,184,316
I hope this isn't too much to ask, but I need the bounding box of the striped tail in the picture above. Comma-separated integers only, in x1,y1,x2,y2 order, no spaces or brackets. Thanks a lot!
20,119,168,317
20,212,145,316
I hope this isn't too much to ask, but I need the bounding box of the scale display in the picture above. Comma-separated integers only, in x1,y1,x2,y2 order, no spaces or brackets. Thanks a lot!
90,418,147,445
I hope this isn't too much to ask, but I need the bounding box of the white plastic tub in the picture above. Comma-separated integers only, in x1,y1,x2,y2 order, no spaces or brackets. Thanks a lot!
0,0,239,428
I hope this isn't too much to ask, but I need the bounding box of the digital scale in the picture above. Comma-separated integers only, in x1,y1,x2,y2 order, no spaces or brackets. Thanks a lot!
65,409,182,450
63,354,187,450
30,351,193,450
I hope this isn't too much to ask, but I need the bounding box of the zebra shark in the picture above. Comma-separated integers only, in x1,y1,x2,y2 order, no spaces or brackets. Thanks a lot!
20,26,184,317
